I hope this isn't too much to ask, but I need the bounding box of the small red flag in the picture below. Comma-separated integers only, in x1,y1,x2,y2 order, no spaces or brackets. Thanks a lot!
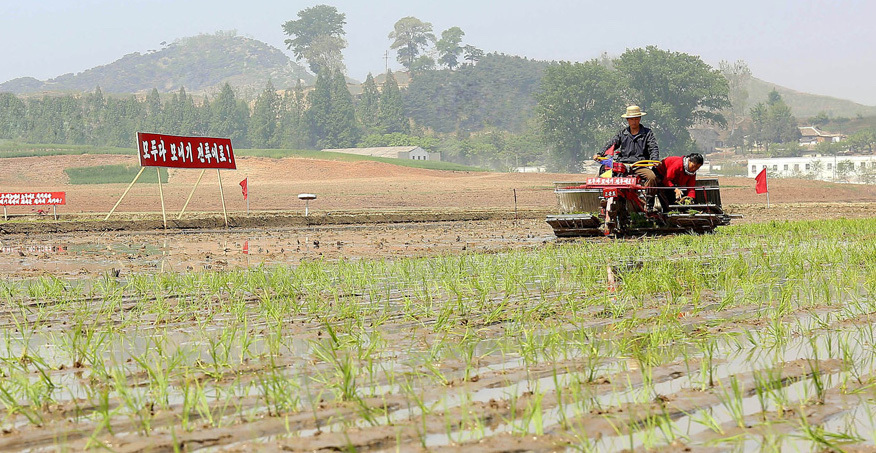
243,240,249,255
755,168,768,194
239,178,248,200
605,144,615,157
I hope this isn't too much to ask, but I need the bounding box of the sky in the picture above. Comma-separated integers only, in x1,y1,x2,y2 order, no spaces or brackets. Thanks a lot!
2,0,875,105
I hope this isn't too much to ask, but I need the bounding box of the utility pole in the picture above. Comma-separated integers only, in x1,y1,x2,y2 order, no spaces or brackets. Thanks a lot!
384,51,389,72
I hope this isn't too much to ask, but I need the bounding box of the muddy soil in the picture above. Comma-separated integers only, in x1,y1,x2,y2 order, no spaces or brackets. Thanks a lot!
1,202,875,280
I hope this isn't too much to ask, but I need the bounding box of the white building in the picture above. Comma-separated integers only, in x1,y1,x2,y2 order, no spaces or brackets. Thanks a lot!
322,146,440,161
747,156,876,183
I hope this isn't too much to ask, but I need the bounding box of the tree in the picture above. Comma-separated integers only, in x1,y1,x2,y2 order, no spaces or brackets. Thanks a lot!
145,88,163,132
210,83,250,147
279,80,308,149
536,60,624,172
356,73,381,134
304,70,333,147
462,45,484,66
719,60,751,149
325,70,360,147
304,70,359,148
614,46,730,156
249,81,280,148
811,111,830,128
436,27,465,70
378,71,409,134
750,89,800,149
388,17,435,70
282,5,347,74
0,93,26,139
848,128,876,153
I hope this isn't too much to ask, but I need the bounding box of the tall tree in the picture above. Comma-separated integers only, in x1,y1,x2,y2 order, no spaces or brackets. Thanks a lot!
305,70,333,148
378,71,410,134
357,73,381,134
388,17,436,71
436,27,465,70
145,88,163,133
536,60,624,172
282,5,347,74
279,80,308,149
249,81,280,148
210,83,250,147
750,89,800,150
614,46,730,155
719,59,751,149
325,71,360,148
0,93,26,139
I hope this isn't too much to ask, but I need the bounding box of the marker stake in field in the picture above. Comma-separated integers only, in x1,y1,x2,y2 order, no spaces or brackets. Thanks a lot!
105,167,146,220
217,169,228,228
178,169,207,219
157,167,167,229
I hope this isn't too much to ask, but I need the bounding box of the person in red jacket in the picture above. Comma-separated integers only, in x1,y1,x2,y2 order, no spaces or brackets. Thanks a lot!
653,153,703,211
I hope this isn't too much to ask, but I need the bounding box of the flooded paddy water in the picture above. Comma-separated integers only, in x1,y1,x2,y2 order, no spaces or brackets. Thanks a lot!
0,217,875,451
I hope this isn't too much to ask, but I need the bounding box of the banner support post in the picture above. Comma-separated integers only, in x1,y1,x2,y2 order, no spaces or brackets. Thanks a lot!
3,206,6,221
53,205,57,220
217,169,228,228
178,169,206,220
157,167,167,229
105,167,146,220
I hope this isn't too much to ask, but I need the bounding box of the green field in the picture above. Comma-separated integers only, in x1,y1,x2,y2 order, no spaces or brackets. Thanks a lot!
0,218,875,450
64,164,169,184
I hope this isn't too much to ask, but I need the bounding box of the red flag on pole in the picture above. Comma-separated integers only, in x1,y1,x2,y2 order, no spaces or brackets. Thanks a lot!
239,178,248,200
755,168,768,194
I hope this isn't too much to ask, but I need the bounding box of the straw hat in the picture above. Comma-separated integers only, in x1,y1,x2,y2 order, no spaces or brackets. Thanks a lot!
621,105,646,118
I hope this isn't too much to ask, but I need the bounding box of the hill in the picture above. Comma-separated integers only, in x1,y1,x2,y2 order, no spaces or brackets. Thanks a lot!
0,31,314,96
746,76,876,119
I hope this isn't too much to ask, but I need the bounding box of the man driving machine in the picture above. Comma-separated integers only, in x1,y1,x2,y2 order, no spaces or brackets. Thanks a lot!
593,105,660,210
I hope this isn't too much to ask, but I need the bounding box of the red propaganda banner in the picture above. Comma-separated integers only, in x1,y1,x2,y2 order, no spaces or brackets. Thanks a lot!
0,192,66,206
137,132,236,170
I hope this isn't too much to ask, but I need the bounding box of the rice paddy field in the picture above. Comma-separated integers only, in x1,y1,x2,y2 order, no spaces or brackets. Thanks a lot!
1,217,876,452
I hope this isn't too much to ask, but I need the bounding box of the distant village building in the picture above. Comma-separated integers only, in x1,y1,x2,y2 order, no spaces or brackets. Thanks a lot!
748,156,876,183
322,146,440,161
513,166,546,173
798,126,844,148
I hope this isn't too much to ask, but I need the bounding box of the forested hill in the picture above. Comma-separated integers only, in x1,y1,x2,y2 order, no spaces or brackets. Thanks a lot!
0,32,313,96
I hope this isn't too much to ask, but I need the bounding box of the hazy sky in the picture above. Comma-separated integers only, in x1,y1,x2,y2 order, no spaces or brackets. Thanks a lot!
2,0,874,105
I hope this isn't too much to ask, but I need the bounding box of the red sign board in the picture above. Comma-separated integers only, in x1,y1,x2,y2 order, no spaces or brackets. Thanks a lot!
0,192,66,206
137,132,236,169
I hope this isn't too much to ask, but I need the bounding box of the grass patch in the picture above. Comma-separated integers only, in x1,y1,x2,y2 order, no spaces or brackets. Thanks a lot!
0,142,130,158
65,165,168,184
235,148,486,171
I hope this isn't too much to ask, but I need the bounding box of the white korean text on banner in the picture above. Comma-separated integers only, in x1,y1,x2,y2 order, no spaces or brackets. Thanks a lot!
0,192,66,206
138,132,236,170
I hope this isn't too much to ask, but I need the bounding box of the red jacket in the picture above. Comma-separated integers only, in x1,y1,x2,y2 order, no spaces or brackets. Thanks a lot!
656,156,696,198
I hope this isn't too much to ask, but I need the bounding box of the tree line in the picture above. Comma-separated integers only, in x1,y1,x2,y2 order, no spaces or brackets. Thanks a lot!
0,70,411,151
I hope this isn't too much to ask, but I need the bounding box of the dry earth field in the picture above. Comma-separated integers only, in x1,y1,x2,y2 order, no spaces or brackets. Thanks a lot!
2,154,876,278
